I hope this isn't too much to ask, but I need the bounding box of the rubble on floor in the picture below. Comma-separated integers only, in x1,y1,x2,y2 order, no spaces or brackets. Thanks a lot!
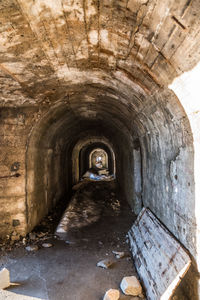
103,289,120,300
82,168,115,181
112,251,125,259
0,181,142,299
0,268,10,289
25,245,39,252
97,259,114,269
0,197,65,254
42,243,53,248
120,276,143,296
97,169,110,176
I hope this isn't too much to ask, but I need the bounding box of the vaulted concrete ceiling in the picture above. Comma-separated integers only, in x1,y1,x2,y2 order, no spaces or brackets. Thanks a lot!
0,0,200,106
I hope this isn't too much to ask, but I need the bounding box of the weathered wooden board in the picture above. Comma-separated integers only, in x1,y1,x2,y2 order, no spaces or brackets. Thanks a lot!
128,208,191,300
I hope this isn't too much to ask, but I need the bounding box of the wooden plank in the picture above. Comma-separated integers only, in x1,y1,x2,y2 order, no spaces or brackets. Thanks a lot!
128,208,191,300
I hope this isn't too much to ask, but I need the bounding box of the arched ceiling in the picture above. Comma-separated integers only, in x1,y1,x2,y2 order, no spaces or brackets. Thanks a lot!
0,0,200,106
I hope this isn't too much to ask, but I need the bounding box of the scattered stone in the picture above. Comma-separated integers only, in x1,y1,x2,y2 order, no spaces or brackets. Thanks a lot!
97,259,114,269
112,251,125,259
65,240,76,245
29,232,36,240
0,268,10,289
98,241,103,245
10,231,20,241
37,232,45,238
103,289,120,300
11,235,20,241
25,245,39,251
120,276,142,296
42,243,53,248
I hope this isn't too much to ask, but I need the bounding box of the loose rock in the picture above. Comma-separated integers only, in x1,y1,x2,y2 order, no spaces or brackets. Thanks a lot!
112,251,125,259
42,243,53,248
103,289,120,300
65,240,76,245
37,232,45,238
97,259,114,269
0,268,10,289
120,276,142,296
25,245,39,251
29,232,36,240
11,232,20,241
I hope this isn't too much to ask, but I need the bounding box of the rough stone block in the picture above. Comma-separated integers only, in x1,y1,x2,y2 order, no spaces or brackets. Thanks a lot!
120,276,142,296
112,251,125,259
103,289,120,300
0,268,10,289
97,259,114,269
25,245,39,251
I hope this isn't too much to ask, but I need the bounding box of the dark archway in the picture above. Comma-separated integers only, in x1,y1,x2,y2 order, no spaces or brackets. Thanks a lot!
79,142,115,179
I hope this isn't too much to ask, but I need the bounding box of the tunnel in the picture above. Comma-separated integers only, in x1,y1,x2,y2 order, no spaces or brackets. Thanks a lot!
26,83,194,239
0,0,200,299
23,82,196,298
1,76,197,299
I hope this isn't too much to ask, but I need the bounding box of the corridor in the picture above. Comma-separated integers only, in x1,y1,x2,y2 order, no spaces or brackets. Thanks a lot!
0,180,138,300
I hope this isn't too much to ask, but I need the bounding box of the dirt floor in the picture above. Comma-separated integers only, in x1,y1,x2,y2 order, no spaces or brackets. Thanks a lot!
0,181,143,300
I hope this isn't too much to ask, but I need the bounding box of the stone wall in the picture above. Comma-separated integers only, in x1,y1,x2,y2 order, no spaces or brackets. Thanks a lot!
0,0,200,297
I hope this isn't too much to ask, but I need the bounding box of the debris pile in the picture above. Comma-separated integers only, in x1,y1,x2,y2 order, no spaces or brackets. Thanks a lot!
102,275,144,299
97,249,144,299
82,168,115,181
0,197,66,253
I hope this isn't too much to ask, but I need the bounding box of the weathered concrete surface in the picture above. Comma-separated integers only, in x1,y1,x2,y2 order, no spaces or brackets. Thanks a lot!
0,0,200,105
0,1,200,299
129,208,191,300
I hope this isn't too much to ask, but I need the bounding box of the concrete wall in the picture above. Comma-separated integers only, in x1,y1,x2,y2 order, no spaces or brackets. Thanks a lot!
0,108,34,237
0,83,198,298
